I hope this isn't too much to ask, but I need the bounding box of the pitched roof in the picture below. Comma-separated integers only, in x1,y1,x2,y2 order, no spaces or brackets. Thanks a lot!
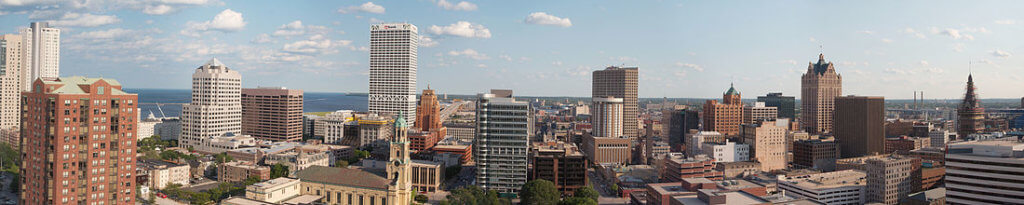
294,166,390,190
42,76,126,94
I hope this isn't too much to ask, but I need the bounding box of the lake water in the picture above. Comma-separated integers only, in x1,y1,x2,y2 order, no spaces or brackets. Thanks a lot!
127,88,368,117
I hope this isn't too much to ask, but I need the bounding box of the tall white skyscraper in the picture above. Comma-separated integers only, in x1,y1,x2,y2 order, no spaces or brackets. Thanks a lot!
474,90,531,195
368,23,418,125
180,58,243,151
0,34,23,147
20,22,60,91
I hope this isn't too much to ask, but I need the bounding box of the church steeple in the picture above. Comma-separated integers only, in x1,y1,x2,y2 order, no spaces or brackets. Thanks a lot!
387,112,413,204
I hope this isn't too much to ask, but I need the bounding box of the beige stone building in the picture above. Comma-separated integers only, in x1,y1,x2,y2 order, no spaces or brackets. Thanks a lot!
264,151,330,174
241,87,304,142
245,177,301,203
801,54,842,135
139,160,190,190
219,161,271,183
740,123,787,172
865,155,921,205
743,102,778,124
0,34,22,147
582,135,632,164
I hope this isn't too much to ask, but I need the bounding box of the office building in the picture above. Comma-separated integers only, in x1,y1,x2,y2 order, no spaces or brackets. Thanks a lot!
660,154,723,182
368,23,418,125
357,114,392,148
180,58,242,151
885,136,930,154
218,162,271,183
865,155,921,205
716,161,761,179
20,22,60,91
834,96,884,158
928,130,952,148
445,122,475,141
662,108,699,151
700,140,749,163
0,34,22,147
474,90,531,195
778,170,866,205
241,87,303,141
409,160,443,193
591,96,624,138
945,140,1024,204
530,141,588,196
319,110,354,145
792,137,839,171
703,84,743,136
263,151,330,173
956,74,985,135
757,92,795,120
921,166,944,191
21,77,137,204
743,102,778,124
593,66,638,138
801,54,843,134
582,135,632,164
740,123,787,172
685,130,725,157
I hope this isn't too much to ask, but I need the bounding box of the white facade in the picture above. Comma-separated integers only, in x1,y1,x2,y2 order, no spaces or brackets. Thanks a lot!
778,170,866,205
20,22,60,91
0,34,23,146
141,161,191,190
368,23,418,125
180,58,243,151
686,131,724,157
945,140,1024,205
264,151,330,174
245,177,301,203
194,133,258,154
591,96,623,138
928,130,951,148
137,111,160,141
319,110,354,144
701,140,749,162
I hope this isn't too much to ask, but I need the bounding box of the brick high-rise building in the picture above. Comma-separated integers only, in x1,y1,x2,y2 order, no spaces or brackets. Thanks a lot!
801,54,842,134
957,74,985,135
792,137,839,171
740,123,787,172
0,34,23,147
865,155,921,205
834,96,885,158
703,84,743,136
757,92,795,120
415,87,442,132
21,77,138,204
530,141,588,196
592,66,638,138
241,87,303,141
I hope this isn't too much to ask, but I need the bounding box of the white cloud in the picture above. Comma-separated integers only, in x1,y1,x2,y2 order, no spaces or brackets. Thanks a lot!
673,62,704,72
437,0,477,11
551,61,563,66
419,35,438,47
902,28,927,39
50,13,121,27
610,56,637,62
428,21,491,38
181,9,247,36
499,54,512,61
476,64,487,68
858,30,875,35
282,34,351,55
953,43,965,52
524,12,572,27
991,49,1012,58
933,27,985,40
337,2,385,14
809,37,818,43
881,38,893,43
159,0,210,5
273,20,305,36
919,60,930,66
72,28,133,39
251,34,272,44
447,49,489,60
995,19,1016,25
143,4,173,15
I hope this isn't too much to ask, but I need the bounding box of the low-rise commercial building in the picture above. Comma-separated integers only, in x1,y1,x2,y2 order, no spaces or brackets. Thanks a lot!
530,141,588,196
219,161,271,183
700,140,749,163
264,151,331,174
792,137,839,171
716,161,760,179
138,160,191,190
885,136,930,154
582,135,632,164
194,133,260,154
661,154,722,182
778,170,866,205
245,177,301,203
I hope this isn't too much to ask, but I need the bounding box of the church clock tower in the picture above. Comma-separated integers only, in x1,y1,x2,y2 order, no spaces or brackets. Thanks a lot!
387,113,413,205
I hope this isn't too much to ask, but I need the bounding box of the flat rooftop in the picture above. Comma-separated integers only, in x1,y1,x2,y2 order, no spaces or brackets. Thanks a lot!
249,177,298,190
948,140,1024,158
780,170,866,190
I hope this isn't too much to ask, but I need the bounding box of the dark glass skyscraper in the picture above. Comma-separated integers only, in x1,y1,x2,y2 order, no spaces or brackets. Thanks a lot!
757,92,795,120
664,108,699,151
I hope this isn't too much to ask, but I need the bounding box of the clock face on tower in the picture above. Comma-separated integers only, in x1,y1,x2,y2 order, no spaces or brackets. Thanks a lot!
393,160,401,167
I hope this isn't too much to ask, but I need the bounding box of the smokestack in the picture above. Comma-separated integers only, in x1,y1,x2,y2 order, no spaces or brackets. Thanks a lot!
913,91,918,110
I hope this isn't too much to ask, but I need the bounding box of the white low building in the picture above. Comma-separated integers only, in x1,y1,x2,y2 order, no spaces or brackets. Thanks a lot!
778,169,866,205
194,133,259,154
245,177,301,203
139,160,191,190
701,139,749,162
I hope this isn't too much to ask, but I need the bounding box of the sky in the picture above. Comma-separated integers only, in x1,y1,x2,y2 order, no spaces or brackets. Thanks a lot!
0,0,1022,99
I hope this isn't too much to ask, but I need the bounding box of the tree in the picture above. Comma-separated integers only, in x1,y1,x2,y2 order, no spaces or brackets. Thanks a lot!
214,152,233,163
415,194,429,203
335,161,349,167
520,179,560,205
573,186,599,202
270,164,290,178
610,184,620,196
559,197,596,205
440,185,510,205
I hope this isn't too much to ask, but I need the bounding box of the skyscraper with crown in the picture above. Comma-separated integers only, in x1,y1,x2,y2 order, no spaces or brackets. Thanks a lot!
957,74,985,135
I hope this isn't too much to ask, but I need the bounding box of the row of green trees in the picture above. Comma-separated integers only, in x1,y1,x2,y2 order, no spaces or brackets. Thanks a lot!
0,143,19,193
162,177,261,204
439,179,601,205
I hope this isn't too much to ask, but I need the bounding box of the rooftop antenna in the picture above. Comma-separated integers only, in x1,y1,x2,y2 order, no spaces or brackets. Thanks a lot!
819,44,823,54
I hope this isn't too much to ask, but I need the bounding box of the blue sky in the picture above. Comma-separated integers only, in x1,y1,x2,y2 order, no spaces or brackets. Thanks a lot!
0,0,1022,99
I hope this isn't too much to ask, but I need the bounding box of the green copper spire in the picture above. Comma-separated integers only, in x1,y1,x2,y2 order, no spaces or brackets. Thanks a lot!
725,83,740,95
394,112,409,128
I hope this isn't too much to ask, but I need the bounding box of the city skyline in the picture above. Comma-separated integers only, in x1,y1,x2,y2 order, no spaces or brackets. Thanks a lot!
0,0,1022,99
